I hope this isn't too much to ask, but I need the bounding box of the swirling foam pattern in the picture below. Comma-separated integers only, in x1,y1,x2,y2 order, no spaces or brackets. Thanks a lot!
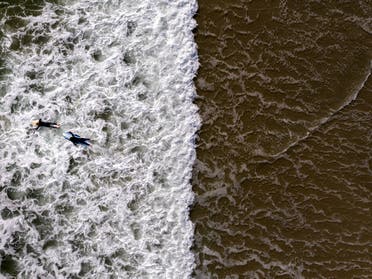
0,0,199,278
192,0,371,278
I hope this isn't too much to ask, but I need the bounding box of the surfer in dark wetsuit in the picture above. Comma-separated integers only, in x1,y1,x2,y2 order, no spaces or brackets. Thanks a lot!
63,131,91,146
32,119,60,130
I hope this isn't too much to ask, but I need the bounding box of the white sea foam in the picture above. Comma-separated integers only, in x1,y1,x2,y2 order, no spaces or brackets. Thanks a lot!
0,0,199,277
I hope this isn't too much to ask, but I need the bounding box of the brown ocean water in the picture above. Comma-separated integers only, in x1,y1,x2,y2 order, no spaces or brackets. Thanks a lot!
191,0,371,278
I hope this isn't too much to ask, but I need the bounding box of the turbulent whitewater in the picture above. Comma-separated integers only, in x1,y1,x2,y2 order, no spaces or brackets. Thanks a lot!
0,0,199,278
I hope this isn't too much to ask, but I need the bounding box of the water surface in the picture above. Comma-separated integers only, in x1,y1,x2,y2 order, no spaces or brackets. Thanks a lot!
192,0,372,277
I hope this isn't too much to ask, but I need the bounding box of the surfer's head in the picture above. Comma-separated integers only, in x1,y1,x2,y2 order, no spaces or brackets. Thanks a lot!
31,120,40,127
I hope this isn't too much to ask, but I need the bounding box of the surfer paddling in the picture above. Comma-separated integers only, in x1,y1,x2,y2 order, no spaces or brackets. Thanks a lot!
32,119,61,130
63,131,91,147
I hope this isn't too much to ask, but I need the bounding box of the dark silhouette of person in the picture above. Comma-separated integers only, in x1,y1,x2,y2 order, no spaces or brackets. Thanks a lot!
63,131,91,146
32,119,60,130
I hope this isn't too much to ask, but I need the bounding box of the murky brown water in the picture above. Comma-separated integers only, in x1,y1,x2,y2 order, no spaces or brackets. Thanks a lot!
192,0,371,278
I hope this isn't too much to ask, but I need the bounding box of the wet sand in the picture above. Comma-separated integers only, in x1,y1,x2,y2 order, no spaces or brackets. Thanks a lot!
192,0,372,277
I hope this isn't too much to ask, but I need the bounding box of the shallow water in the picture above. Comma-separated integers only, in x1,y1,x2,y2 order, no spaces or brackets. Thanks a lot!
0,0,199,278
192,0,372,278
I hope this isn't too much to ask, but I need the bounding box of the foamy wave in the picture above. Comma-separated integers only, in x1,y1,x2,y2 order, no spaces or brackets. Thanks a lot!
0,0,199,277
